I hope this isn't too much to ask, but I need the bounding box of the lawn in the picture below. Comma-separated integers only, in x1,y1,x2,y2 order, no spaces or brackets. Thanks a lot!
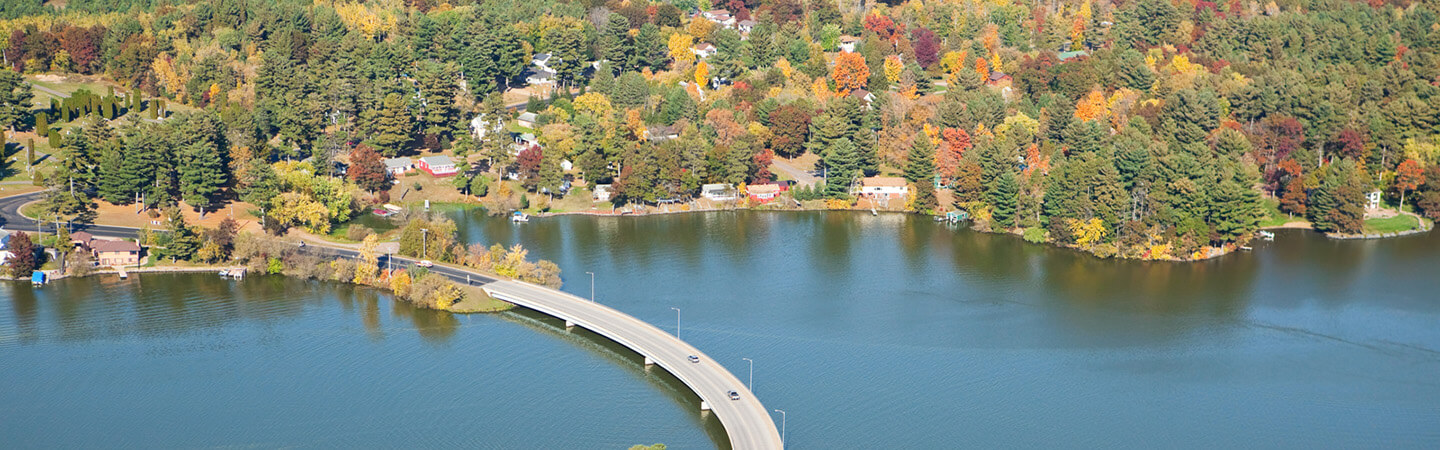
449,285,515,313
1257,198,1292,228
1363,214,1420,234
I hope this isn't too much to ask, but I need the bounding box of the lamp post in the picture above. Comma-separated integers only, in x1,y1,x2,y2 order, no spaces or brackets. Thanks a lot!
421,228,429,259
670,307,680,339
774,409,786,448
742,357,753,393
586,271,595,302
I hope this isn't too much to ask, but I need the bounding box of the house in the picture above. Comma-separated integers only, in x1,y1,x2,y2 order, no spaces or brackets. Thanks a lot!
525,67,557,86
1367,190,1383,210
470,113,502,139
838,36,861,53
0,229,13,265
691,43,718,59
531,53,554,70
747,183,782,202
383,157,413,176
646,125,679,142
1058,50,1089,62
856,176,909,200
701,183,737,201
700,9,735,28
593,184,614,201
988,71,1012,86
417,155,459,177
92,240,141,266
737,19,756,34
70,231,95,249
516,111,539,129
848,88,876,105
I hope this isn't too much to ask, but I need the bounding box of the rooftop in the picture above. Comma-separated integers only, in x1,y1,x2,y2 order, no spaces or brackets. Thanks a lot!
862,176,908,187
419,155,454,165
91,240,141,253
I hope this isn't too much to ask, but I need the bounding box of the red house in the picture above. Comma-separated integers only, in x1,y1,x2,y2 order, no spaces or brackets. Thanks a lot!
417,155,459,177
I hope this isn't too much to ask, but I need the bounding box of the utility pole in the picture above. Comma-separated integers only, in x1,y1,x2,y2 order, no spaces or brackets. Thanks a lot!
421,228,429,259
670,307,680,339
586,271,595,302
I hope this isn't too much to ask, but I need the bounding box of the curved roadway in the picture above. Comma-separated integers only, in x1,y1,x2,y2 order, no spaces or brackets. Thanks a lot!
0,191,783,449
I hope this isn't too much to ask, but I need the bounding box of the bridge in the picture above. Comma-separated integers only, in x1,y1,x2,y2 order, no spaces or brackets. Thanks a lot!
0,191,784,449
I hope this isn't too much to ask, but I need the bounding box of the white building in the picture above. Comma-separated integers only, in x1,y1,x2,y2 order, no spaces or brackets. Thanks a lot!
702,183,737,201
383,157,413,176
691,43,718,59
593,184,614,201
855,176,909,200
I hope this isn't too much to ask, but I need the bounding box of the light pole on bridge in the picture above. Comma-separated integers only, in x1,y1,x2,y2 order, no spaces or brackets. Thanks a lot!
670,307,680,339
742,357,753,393
586,271,595,303
774,409,786,448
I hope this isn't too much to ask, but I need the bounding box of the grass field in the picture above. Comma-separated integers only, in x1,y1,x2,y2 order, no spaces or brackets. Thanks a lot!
1258,198,1293,228
1363,214,1420,234
449,285,515,313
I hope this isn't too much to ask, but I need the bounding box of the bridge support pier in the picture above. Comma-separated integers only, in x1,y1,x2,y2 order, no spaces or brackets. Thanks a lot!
700,401,710,411
564,320,575,328
644,356,655,365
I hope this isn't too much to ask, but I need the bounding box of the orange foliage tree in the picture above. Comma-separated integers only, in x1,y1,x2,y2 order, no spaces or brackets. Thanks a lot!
1396,159,1425,207
937,128,971,180
694,60,710,88
974,57,989,80
832,52,869,95
1073,90,1108,122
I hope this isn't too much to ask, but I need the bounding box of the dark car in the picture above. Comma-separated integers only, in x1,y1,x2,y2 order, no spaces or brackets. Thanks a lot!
727,390,740,400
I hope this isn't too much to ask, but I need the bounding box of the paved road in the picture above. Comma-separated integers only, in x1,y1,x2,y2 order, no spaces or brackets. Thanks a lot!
0,190,783,449
484,280,783,449
770,158,820,187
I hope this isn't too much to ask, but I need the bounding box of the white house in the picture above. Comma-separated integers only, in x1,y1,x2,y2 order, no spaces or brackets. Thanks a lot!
737,19,756,34
1367,190,1383,210
516,111,539,129
525,67,557,86
700,9,735,28
855,176,909,200
702,183,737,201
691,43,718,59
838,36,861,53
383,157,413,176
593,184,614,201
532,53,554,70
469,113,502,140
0,229,14,265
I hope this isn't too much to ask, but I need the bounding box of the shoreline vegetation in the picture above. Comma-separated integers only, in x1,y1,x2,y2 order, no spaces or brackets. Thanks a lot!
2,0,1438,268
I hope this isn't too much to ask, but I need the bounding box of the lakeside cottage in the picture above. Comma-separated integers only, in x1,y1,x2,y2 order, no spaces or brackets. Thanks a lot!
89,239,141,266
702,183,737,201
838,36,861,52
383,157,413,175
856,177,909,201
747,183,782,202
417,155,459,177
593,184,614,201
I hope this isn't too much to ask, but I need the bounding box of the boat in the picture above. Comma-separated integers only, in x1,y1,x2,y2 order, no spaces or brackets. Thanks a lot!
511,211,530,222
870,208,878,216
1258,230,1276,241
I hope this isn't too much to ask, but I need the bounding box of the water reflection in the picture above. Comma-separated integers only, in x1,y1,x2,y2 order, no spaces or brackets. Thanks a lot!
0,274,460,346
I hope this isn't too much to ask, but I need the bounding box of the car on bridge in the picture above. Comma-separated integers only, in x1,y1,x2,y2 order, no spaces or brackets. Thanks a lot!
688,355,700,363
728,390,740,400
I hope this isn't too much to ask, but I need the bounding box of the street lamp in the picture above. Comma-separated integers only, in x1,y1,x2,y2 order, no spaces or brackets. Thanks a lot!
586,271,595,302
774,409,786,448
742,357,753,393
421,228,429,259
670,307,680,339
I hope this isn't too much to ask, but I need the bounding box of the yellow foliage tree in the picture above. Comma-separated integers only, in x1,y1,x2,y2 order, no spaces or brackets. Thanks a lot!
694,60,710,89
667,33,695,66
940,50,968,75
151,54,185,99
883,55,903,84
1067,218,1107,248
687,17,714,41
354,234,379,285
810,77,832,102
775,57,793,80
574,92,613,117
389,269,412,298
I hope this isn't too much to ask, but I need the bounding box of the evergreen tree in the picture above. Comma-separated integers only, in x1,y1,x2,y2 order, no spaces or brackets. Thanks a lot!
367,93,413,156
179,141,227,211
416,61,460,141
239,159,281,208
904,133,935,184
614,72,650,109
163,211,202,262
634,23,666,70
35,112,48,136
601,14,634,69
0,69,33,131
96,145,129,203
989,171,1019,228
823,138,861,198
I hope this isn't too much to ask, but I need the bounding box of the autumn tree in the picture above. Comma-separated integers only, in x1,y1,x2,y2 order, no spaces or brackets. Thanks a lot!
694,60,710,88
1395,159,1424,208
1074,90,1108,122
831,52,869,95
349,144,389,193
937,128,971,180
768,105,811,158
4,231,35,277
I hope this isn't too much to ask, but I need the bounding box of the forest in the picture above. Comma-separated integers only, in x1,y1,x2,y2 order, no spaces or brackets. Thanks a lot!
0,0,1437,260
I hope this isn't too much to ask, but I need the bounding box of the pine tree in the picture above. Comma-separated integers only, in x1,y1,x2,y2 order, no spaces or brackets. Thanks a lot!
823,138,861,198
904,133,935,184
367,93,413,156
163,212,202,261
179,141,227,211
416,61,460,141
35,113,48,137
989,171,1019,228
240,159,281,208
96,145,129,203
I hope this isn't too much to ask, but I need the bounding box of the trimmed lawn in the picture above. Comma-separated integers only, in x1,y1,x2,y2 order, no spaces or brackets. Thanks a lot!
1258,198,1291,228
1363,214,1419,234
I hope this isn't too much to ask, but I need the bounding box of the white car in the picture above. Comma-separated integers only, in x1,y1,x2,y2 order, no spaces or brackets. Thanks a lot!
416,260,434,268
688,355,700,363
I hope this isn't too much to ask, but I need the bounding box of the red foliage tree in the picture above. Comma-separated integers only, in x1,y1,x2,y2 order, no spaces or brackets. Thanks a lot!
753,148,775,183
937,128,971,179
863,14,902,42
517,144,543,190
1331,128,1367,160
768,105,811,158
348,144,390,194
911,28,938,69
58,25,104,73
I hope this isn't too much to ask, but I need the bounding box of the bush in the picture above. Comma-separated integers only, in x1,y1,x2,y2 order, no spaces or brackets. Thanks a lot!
345,224,375,241
1022,227,1045,243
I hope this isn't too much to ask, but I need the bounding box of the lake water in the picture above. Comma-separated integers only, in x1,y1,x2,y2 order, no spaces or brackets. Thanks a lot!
4,211,1439,448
